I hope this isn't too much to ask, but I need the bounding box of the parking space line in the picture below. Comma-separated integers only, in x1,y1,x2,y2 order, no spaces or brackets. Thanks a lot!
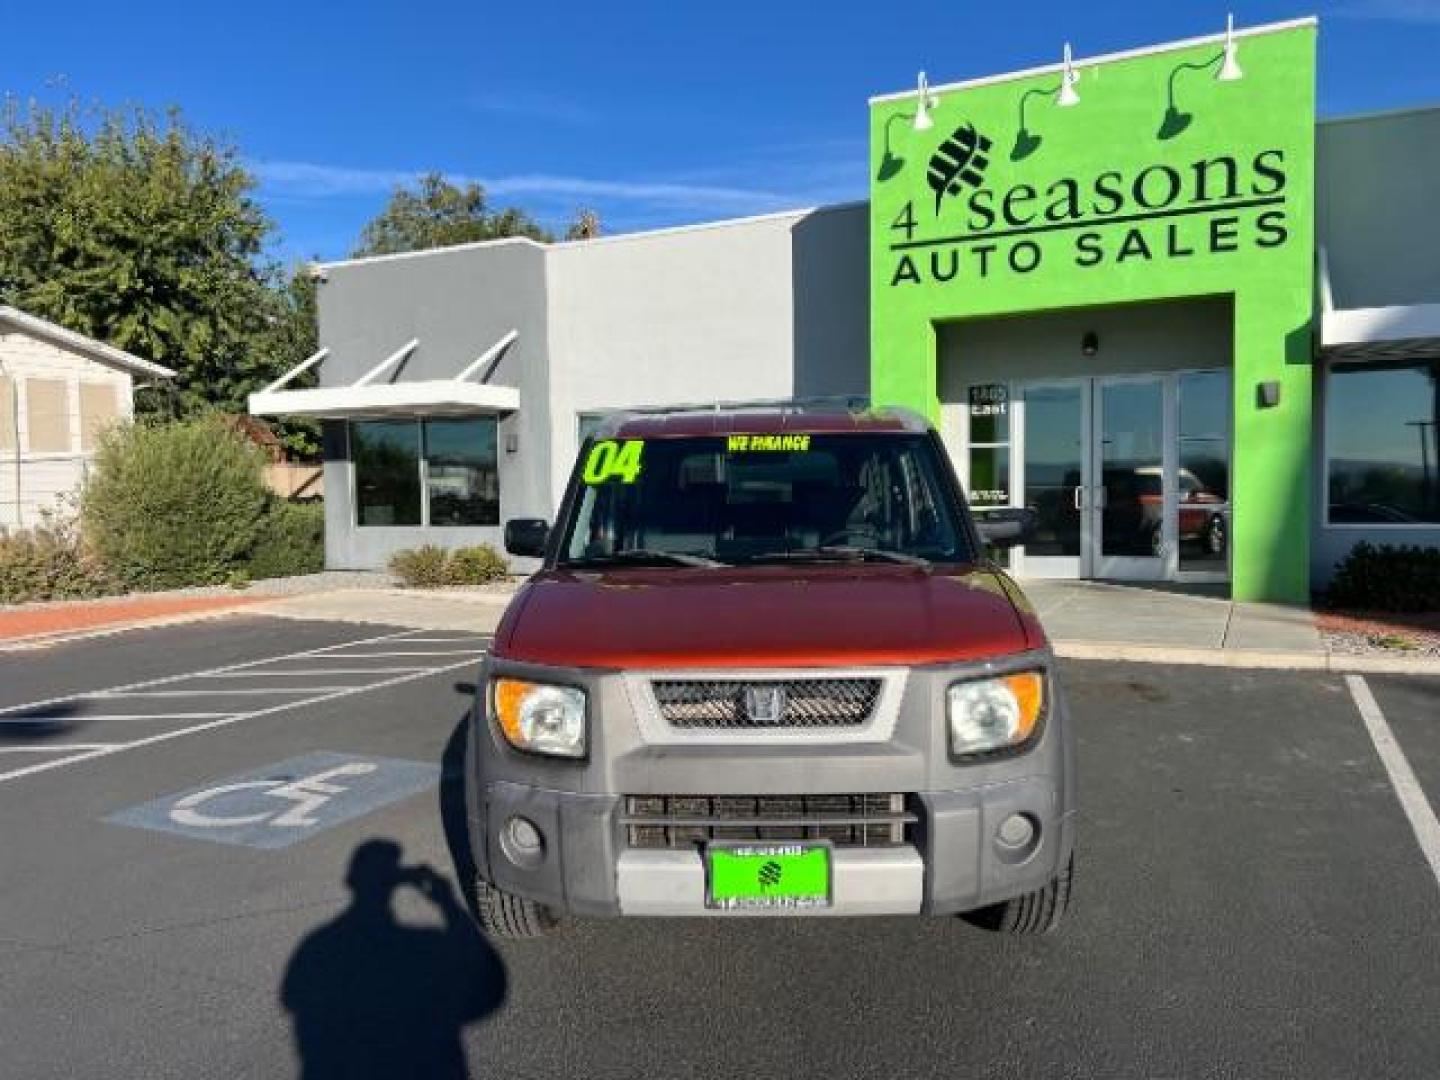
202,668,430,677
0,629,418,719
0,713,230,724
313,650,487,658
0,657,480,786
0,743,117,752
1346,675,1440,894
100,687,358,697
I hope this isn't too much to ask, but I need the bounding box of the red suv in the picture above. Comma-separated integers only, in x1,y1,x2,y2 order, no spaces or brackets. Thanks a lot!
465,402,1075,936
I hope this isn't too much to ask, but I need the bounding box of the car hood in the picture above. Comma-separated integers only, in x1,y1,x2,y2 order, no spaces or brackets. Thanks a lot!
494,563,1042,669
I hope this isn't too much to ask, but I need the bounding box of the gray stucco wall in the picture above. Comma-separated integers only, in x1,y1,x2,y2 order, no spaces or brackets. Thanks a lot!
543,204,869,506
314,240,552,569
1318,107,1440,310
312,205,871,570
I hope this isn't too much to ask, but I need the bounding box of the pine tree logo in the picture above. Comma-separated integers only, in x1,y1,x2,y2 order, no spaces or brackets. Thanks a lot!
927,122,993,215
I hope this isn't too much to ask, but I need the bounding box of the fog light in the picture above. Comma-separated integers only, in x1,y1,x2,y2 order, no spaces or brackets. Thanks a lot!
500,815,545,868
997,813,1036,851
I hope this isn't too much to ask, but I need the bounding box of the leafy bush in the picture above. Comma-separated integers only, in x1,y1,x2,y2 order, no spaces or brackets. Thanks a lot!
80,417,271,590
389,545,452,589
248,501,325,579
389,543,508,588
1328,543,1440,613
0,517,118,604
447,545,508,584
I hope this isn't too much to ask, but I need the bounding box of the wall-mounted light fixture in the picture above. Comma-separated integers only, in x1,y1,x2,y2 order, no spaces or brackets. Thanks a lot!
505,432,519,454
913,70,938,131
1057,43,1081,107
1158,14,1245,140
875,71,941,182
1081,331,1100,357
1257,381,1281,409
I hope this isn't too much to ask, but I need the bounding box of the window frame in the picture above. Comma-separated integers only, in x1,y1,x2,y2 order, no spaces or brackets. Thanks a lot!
1322,353,1440,529
349,416,500,529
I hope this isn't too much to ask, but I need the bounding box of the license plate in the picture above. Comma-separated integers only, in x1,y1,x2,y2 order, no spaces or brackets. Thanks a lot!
705,842,832,910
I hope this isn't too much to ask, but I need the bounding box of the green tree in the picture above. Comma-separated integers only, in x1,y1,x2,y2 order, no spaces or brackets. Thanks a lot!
353,172,554,256
0,100,321,455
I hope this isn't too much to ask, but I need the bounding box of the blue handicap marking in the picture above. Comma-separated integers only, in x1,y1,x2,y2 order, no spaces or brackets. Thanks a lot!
107,752,441,849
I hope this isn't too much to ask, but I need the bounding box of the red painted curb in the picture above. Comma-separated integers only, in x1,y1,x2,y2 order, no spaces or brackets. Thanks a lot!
0,594,266,642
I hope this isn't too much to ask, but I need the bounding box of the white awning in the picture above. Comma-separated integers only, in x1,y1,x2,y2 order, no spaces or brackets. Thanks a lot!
248,330,520,419
1322,303,1440,360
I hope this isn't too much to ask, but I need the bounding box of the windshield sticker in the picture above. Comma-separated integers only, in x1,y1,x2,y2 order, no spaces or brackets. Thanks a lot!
582,439,644,484
727,434,811,453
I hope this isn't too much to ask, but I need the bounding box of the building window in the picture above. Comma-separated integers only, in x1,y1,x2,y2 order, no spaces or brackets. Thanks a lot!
351,418,500,527
1326,357,1440,525
0,377,15,454
79,382,121,452
425,418,499,525
25,378,71,453
353,420,422,526
965,383,1010,508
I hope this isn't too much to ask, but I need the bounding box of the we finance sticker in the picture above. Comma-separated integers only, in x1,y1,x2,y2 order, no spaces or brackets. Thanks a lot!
582,439,644,484
727,434,811,453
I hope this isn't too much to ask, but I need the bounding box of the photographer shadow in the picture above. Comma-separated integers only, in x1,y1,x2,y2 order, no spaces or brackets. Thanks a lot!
280,838,507,1080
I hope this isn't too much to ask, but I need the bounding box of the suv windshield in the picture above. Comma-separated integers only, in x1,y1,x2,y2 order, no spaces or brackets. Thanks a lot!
559,433,973,568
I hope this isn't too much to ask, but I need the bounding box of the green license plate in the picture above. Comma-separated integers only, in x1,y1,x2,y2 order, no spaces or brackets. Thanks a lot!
705,843,832,910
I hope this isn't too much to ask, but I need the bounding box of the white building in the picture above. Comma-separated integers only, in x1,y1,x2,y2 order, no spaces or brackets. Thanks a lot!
0,306,174,530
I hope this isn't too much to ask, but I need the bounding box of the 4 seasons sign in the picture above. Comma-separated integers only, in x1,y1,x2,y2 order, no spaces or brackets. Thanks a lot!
868,21,1318,603
888,136,1292,286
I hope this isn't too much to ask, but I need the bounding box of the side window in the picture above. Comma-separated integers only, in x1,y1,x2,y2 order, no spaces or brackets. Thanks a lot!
80,382,121,452
25,378,71,453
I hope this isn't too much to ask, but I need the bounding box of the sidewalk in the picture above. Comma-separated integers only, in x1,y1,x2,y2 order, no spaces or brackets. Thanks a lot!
4,576,1438,674
1024,579,1435,673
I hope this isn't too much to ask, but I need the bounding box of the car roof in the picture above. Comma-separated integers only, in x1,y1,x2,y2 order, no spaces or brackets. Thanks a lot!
592,401,931,440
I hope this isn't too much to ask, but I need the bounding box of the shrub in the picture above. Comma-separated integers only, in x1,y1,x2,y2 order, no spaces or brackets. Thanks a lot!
0,516,118,604
248,501,325,579
447,544,508,585
388,543,509,588
81,417,271,590
1328,542,1440,613
389,545,452,588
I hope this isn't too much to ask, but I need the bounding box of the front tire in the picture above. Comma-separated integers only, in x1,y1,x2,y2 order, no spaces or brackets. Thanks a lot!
961,853,1074,934
473,876,560,938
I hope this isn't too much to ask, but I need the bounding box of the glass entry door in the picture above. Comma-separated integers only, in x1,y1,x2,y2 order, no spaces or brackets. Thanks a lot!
1092,376,1166,580
1002,371,1230,584
1015,382,1087,578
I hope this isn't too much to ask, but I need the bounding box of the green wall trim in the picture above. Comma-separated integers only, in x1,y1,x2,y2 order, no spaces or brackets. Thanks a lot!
869,24,1318,601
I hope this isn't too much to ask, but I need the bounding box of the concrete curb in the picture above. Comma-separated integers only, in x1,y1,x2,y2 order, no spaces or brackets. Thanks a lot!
1054,640,1440,675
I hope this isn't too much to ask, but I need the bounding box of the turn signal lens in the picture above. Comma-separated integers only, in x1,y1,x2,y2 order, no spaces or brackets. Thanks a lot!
491,678,587,758
946,671,1045,756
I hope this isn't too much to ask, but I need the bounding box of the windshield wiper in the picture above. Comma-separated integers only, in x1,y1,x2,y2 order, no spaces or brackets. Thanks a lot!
565,549,724,569
747,545,931,567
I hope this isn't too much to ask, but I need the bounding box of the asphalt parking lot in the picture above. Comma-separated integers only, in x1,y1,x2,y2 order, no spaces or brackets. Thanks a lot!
1,615,1439,1078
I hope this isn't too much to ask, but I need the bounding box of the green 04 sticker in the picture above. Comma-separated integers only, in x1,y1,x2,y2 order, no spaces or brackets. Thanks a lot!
582,439,644,484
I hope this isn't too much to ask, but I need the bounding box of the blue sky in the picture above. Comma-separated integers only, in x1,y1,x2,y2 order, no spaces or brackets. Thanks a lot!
3,1,1438,263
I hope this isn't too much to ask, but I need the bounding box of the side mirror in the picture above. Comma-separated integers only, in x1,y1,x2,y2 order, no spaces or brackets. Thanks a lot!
504,518,550,558
974,507,1037,550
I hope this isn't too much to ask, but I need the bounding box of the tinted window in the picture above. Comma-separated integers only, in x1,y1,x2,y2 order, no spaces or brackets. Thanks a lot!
353,421,421,526
425,419,499,525
1327,359,1440,524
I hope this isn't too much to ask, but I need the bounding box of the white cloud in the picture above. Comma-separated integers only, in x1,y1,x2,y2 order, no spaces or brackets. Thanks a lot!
1332,1,1440,25
248,159,854,217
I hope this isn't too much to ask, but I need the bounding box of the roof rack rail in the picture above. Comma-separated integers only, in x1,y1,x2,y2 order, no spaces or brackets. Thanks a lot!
600,395,873,417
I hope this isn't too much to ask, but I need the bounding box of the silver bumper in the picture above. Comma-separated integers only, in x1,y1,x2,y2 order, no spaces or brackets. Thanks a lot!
616,846,925,916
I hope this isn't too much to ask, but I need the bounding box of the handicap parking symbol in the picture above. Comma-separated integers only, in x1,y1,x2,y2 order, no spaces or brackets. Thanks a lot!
107,752,440,849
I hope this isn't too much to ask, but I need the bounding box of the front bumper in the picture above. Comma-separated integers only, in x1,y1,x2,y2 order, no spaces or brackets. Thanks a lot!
469,775,1073,917
465,647,1076,917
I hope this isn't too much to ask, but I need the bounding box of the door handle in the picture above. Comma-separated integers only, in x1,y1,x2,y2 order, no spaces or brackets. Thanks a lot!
1072,486,1085,510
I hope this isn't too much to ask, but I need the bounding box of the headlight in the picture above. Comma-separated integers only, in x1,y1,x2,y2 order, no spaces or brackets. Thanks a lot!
491,678,587,758
946,671,1045,756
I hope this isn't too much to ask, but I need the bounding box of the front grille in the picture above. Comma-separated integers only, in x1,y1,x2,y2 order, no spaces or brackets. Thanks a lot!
651,678,881,730
623,793,912,849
